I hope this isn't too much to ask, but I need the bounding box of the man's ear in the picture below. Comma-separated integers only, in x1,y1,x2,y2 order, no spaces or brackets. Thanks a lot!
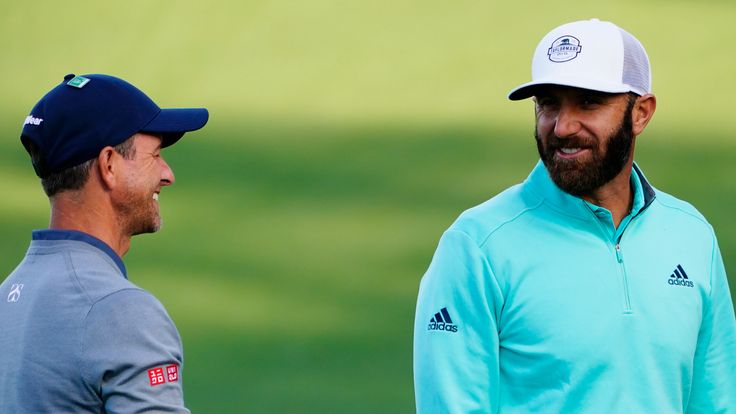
96,147,121,190
632,94,656,136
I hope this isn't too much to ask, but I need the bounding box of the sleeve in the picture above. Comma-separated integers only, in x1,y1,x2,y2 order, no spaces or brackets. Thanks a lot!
686,237,736,413
414,229,505,414
82,289,190,414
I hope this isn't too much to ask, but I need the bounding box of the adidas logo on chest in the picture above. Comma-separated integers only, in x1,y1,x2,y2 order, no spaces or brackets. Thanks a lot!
668,264,694,288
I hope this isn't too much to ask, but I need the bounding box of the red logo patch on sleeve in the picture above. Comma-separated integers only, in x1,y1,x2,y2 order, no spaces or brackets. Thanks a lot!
148,367,166,386
166,364,179,382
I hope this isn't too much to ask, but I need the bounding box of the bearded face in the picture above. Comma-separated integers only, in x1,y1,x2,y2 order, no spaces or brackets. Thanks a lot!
115,172,163,236
111,133,174,237
534,93,637,197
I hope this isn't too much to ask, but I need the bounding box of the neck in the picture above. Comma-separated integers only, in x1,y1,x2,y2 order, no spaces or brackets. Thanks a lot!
49,192,130,257
580,162,635,228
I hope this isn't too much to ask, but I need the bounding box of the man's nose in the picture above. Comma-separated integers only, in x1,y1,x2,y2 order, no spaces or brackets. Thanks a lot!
160,159,175,186
553,103,582,138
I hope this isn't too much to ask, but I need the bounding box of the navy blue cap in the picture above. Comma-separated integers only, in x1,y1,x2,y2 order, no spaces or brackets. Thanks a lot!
21,74,209,178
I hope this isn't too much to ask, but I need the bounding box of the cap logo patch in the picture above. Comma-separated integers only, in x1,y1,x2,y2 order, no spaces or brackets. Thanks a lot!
24,116,43,126
548,35,582,63
66,76,90,88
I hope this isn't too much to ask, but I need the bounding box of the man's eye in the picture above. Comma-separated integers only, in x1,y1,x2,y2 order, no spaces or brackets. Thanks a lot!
536,98,556,107
581,96,604,106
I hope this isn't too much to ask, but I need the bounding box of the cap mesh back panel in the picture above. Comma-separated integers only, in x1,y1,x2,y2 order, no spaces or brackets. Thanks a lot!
619,28,651,94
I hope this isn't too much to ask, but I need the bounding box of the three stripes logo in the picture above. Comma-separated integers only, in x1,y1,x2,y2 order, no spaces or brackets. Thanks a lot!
668,264,694,288
427,307,458,333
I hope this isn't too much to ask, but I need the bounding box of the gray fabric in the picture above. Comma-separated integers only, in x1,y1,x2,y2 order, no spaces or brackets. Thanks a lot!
0,236,189,413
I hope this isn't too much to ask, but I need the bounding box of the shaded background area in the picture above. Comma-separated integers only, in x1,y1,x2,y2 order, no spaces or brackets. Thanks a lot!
1,1,735,412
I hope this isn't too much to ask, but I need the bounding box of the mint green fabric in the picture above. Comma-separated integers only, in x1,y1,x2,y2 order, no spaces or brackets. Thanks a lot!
414,161,736,413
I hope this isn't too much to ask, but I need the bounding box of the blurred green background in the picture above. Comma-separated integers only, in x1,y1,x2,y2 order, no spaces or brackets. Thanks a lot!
1,1,735,412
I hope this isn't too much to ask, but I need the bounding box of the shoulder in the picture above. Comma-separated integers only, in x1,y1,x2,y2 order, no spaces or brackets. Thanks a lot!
81,289,187,411
62,243,137,303
449,182,543,247
85,288,176,336
643,187,719,258
81,288,182,377
651,187,714,232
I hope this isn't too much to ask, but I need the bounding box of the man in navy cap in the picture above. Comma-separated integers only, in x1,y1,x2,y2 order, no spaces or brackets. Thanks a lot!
0,74,208,413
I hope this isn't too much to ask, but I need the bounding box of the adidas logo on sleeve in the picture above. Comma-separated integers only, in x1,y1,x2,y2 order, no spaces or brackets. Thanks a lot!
667,264,694,288
427,307,458,333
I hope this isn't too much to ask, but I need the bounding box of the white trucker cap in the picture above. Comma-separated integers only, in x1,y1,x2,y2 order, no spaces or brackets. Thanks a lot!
508,19,651,100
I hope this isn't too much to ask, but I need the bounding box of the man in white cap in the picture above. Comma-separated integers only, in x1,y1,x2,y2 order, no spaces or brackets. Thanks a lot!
414,19,736,413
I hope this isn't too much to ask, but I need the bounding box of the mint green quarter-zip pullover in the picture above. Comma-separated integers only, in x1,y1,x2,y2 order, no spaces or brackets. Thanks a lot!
414,161,736,413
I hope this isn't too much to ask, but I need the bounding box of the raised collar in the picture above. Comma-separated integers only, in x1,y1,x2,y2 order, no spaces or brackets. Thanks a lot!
32,229,127,278
523,160,656,223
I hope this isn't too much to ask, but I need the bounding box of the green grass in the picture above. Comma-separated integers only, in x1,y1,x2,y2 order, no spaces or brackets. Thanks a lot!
2,120,733,412
1,1,736,412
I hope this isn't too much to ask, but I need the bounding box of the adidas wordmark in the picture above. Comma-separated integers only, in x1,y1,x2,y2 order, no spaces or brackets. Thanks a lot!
428,307,458,333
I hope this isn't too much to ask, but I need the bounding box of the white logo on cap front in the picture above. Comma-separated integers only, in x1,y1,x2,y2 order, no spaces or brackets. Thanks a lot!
547,36,582,62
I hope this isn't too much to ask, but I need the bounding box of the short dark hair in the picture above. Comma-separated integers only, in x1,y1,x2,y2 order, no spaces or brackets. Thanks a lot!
28,136,137,197
626,92,639,110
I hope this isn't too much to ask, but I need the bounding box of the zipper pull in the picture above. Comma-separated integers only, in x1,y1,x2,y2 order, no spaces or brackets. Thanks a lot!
615,244,623,263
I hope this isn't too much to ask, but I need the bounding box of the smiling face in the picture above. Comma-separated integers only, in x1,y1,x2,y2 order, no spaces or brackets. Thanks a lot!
113,133,175,236
533,86,638,197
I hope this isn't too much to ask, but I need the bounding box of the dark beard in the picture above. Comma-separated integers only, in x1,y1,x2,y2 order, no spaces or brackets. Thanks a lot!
535,103,635,197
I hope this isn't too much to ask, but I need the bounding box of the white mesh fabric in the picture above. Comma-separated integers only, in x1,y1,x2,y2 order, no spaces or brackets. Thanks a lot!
619,28,651,95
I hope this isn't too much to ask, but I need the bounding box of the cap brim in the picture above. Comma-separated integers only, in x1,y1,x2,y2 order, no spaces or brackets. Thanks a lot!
508,77,635,101
141,108,209,147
